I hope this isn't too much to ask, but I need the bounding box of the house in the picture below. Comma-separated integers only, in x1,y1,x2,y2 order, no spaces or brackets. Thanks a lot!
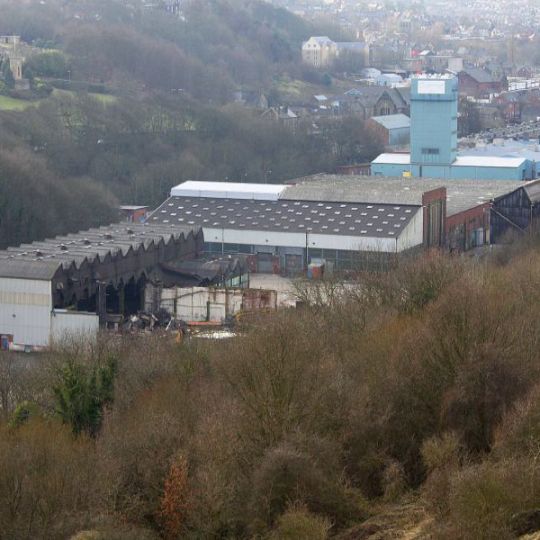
302,36,337,67
376,73,403,87
302,36,369,68
261,107,299,130
335,87,410,120
458,67,508,98
0,35,24,80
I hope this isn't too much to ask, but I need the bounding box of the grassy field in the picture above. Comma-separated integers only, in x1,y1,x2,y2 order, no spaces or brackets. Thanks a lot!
0,89,118,111
52,88,118,104
0,94,37,111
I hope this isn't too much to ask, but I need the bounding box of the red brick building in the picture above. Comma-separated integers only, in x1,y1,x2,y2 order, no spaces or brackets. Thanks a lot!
458,68,508,98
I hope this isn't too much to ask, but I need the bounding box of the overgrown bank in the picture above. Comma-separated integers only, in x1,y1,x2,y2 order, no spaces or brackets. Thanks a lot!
2,243,540,538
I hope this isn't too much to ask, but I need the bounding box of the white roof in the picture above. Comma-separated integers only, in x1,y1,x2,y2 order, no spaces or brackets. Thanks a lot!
372,154,526,168
453,155,527,168
170,181,287,201
372,153,411,165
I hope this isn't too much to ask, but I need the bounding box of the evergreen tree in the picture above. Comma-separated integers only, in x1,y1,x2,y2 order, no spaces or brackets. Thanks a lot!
1,58,15,89
53,356,117,437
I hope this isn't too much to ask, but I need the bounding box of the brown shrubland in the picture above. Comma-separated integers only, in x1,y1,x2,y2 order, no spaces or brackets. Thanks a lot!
2,240,540,537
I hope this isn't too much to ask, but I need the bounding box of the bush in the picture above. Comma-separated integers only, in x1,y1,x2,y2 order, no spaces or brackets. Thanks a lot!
269,504,331,539
249,439,365,531
439,459,540,539
421,433,461,516
24,51,69,78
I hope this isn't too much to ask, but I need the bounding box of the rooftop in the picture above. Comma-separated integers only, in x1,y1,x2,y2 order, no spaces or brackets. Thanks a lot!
284,175,528,216
170,181,287,201
149,196,419,239
453,155,527,167
372,153,411,164
0,222,199,280
372,153,527,168
370,113,410,130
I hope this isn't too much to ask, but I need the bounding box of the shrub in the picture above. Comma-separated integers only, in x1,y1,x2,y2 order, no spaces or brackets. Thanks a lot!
421,433,461,516
440,459,540,539
269,504,331,539
249,439,364,531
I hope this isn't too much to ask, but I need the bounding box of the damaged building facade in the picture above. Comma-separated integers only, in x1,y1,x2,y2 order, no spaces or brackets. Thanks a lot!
0,223,201,350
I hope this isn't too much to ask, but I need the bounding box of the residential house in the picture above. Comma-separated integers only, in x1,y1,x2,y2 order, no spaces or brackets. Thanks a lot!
458,67,508,98
302,36,337,68
302,36,369,68
335,86,410,120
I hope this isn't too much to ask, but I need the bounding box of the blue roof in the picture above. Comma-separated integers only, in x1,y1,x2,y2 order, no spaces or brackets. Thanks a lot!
370,113,410,130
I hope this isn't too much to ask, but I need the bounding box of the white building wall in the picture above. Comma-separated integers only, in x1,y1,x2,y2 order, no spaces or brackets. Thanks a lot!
50,310,99,346
397,209,424,251
0,278,52,347
152,287,245,322
204,228,401,253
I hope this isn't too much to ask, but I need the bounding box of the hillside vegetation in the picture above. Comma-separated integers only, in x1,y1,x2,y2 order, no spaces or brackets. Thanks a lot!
0,0,379,248
3,239,540,538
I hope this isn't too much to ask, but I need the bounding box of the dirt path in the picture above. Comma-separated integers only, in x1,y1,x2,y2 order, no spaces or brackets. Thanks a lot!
337,499,434,540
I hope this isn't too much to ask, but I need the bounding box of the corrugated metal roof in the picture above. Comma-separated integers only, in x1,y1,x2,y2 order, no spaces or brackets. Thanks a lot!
524,181,540,203
370,114,410,130
372,153,411,164
149,196,419,239
0,222,200,280
453,155,527,168
283,175,526,216
372,153,527,168
170,181,286,200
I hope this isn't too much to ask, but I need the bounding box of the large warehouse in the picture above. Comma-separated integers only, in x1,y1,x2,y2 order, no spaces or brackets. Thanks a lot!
149,180,426,274
0,223,201,350
149,178,539,270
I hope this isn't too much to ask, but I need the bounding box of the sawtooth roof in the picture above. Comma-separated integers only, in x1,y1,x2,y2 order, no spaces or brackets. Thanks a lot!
0,222,199,280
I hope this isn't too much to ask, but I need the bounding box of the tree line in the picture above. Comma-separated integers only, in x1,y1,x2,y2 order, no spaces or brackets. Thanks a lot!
0,92,382,248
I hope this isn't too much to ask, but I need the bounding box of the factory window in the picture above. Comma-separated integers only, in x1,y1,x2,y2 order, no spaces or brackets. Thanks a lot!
421,148,439,155
204,242,223,253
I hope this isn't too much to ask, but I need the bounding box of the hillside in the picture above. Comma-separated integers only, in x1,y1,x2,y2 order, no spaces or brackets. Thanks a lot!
0,0,336,102
3,241,540,538
0,0,380,248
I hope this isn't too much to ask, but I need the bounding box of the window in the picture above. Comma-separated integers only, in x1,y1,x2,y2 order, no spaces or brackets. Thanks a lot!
421,148,440,155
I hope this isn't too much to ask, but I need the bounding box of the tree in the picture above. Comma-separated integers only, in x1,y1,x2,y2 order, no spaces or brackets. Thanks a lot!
158,455,193,539
1,57,15,89
53,356,117,437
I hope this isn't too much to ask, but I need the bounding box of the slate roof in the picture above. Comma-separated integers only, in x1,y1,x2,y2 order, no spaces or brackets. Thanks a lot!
149,197,419,239
460,67,501,84
340,87,410,109
0,222,199,280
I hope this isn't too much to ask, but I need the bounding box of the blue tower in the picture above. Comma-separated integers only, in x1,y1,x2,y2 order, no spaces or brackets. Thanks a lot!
410,75,458,175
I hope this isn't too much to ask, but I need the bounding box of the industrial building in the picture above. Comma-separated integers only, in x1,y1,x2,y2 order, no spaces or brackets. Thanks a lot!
371,75,533,180
149,177,535,272
284,175,537,251
4,177,538,350
367,114,411,146
0,223,201,350
149,181,427,274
